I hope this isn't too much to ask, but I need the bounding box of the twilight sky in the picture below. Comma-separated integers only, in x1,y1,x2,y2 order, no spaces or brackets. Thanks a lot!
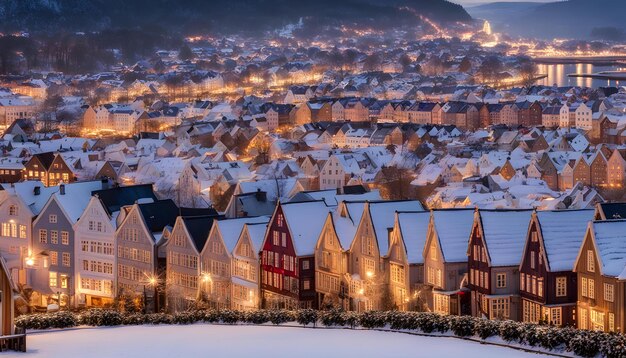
452,0,551,5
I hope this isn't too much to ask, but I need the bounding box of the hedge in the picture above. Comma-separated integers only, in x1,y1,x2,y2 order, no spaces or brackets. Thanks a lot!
15,309,625,357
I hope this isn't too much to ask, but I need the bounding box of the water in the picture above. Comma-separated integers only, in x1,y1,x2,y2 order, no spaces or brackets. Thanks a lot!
536,63,625,88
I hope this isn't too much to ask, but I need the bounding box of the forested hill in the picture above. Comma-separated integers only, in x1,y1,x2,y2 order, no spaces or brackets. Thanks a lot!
0,0,472,34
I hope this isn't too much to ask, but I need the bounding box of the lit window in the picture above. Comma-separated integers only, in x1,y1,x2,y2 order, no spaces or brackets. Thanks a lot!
556,277,567,297
587,250,595,272
496,273,506,288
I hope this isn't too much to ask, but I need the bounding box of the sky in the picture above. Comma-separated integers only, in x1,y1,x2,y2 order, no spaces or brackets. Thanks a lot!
452,0,552,5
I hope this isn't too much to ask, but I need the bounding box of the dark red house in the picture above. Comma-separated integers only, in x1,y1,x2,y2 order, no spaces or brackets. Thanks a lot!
260,200,330,309
519,210,594,327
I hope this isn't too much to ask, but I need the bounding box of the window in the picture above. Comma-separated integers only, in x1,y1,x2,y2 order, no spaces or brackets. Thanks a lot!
302,260,309,270
433,294,450,314
50,251,58,265
587,250,595,272
531,232,538,242
520,273,525,291
538,279,543,297
556,277,567,297
609,313,615,332
62,253,71,267
61,231,69,245
491,298,510,319
604,283,614,303
49,214,57,223
277,214,284,228
303,279,310,290
588,278,595,299
431,244,438,261
496,273,506,288
281,233,287,247
551,307,562,326
530,251,536,269
39,229,47,243
580,308,588,330
49,272,57,287
60,275,68,289
8,205,17,216
581,277,588,297
19,225,26,239
50,230,58,244
272,231,279,246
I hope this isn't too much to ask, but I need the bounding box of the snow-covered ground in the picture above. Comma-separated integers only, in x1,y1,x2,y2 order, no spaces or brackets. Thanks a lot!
6,324,552,358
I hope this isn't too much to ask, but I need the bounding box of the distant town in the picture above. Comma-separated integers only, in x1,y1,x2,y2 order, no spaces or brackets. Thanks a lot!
0,2,625,356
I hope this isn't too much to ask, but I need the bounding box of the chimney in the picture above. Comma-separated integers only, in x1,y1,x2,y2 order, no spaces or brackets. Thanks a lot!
101,177,110,190
336,187,342,195
34,186,40,196
60,184,65,195
255,188,267,202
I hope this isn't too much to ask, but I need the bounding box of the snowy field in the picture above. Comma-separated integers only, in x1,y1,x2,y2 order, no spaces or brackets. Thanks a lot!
5,324,552,358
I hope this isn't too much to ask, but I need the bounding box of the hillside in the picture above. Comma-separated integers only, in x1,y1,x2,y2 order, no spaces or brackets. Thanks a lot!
0,0,472,34
468,0,626,39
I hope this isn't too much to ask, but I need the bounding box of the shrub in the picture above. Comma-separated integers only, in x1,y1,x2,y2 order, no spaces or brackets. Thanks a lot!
296,309,318,327
567,330,600,357
498,320,522,342
79,309,123,326
360,311,387,329
244,310,270,325
122,313,146,325
449,316,475,337
15,311,78,330
219,310,242,324
145,313,173,325
268,310,293,325
475,319,499,339
320,309,347,327
172,311,198,325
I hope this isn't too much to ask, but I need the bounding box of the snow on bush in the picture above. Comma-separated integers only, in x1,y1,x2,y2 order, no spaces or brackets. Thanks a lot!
15,309,626,357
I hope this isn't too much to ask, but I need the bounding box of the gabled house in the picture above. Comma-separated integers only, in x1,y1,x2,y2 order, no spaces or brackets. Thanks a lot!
199,216,268,309
422,209,474,315
260,200,331,309
467,209,533,321
165,215,215,312
23,152,76,187
74,184,157,307
347,200,423,311
519,210,594,327
30,180,104,308
232,221,270,310
574,219,626,332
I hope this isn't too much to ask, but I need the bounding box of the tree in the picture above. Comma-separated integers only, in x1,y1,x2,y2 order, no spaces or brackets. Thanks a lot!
459,56,472,73
363,53,382,71
519,61,538,88
399,54,412,72
478,56,503,83
376,166,415,200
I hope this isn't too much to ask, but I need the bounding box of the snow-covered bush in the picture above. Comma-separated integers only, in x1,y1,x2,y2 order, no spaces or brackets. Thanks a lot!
79,309,123,326
122,313,146,325
360,311,387,329
498,320,522,342
15,311,78,329
144,313,173,325
567,329,600,357
244,310,270,325
268,310,294,325
219,309,243,324
172,311,198,325
475,319,499,339
296,309,318,327
320,309,348,327
599,333,626,358
449,315,475,337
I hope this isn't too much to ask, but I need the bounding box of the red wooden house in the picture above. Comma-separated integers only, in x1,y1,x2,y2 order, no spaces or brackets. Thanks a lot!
519,210,593,327
467,209,533,321
260,200,331,309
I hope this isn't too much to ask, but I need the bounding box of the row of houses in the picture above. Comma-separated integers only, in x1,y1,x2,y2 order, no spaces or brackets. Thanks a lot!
279,98,602,131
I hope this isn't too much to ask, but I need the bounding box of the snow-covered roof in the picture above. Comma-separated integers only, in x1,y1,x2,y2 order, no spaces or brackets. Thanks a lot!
368,200,424,255
397,211,430,264
281,201,332,256
479,210,533,267
589,220,626,279
213,216,270,253
432,209,475,263
535,210,594,272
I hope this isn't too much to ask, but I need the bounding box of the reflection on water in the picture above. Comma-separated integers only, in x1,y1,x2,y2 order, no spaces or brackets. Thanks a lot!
536,64,624,88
